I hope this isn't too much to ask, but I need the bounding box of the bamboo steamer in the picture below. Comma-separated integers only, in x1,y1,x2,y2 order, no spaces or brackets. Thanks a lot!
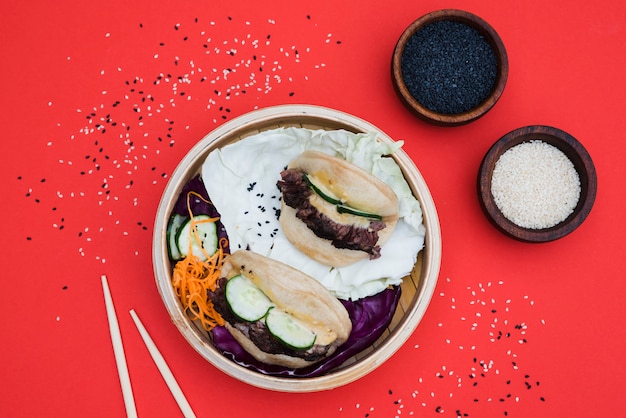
153,105,442,392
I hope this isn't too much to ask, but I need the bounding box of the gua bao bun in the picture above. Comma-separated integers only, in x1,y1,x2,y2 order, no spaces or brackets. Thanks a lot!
277,150,399,267
210,250,352,369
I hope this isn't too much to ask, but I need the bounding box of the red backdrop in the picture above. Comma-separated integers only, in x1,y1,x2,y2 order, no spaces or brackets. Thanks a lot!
2,0,625,416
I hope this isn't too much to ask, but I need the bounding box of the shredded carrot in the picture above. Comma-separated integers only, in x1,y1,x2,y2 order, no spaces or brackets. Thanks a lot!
171,191,227,331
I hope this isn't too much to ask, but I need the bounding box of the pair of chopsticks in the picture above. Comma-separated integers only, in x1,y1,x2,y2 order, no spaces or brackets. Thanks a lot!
101,275,196,418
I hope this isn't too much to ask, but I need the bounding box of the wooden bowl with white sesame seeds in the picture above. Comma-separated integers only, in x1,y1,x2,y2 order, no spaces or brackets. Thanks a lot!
153,104,441,392
478,125,597,242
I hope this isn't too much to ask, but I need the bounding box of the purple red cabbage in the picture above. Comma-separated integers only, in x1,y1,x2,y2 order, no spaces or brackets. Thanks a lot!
211,286,401,377
172,175,219,217
172,175,402,377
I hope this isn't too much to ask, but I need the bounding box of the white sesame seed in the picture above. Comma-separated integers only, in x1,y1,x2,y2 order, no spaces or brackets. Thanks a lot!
491,140,581,228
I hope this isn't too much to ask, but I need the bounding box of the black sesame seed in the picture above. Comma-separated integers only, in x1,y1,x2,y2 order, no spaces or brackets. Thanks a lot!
400,20,498,114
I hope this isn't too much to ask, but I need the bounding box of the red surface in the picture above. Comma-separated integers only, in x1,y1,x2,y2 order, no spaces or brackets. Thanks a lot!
2,0,625,417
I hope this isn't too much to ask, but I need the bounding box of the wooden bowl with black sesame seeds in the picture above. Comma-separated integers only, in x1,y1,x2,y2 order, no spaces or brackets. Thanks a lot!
153,104,442,392
477,125,597,242
391,9,508,126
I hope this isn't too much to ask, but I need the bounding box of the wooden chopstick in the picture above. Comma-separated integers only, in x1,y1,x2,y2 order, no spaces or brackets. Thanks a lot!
129,309,197,418
101,275,138,418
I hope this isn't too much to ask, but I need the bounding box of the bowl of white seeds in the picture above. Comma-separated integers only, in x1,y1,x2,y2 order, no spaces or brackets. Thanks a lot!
478,125,597,242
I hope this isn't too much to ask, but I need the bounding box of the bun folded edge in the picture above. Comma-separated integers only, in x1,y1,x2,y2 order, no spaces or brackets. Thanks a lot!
219,249,352,368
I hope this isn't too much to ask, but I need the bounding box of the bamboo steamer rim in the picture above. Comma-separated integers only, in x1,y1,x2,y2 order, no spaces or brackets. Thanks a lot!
153,104,442,392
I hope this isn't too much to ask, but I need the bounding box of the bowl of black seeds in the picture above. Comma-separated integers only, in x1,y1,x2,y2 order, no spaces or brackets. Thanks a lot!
392,9,508,126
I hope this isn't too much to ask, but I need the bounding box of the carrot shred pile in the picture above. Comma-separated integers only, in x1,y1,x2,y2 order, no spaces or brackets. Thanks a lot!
171,191,227,331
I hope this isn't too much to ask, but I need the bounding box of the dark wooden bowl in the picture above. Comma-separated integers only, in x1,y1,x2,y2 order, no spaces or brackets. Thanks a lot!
391,9,508,126
477,125,597,242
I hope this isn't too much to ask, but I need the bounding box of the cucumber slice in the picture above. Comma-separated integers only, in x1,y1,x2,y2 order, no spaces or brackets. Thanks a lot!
176,215,218,261
304,174,343,205
304,173,383,220
225,275,274,322
336,204,383,220
166,214,187,260
265,307,317,350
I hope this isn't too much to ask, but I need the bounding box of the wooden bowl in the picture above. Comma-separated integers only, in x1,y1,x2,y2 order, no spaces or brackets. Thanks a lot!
391,9,508,126
478,125,597,242
153,105,442,392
